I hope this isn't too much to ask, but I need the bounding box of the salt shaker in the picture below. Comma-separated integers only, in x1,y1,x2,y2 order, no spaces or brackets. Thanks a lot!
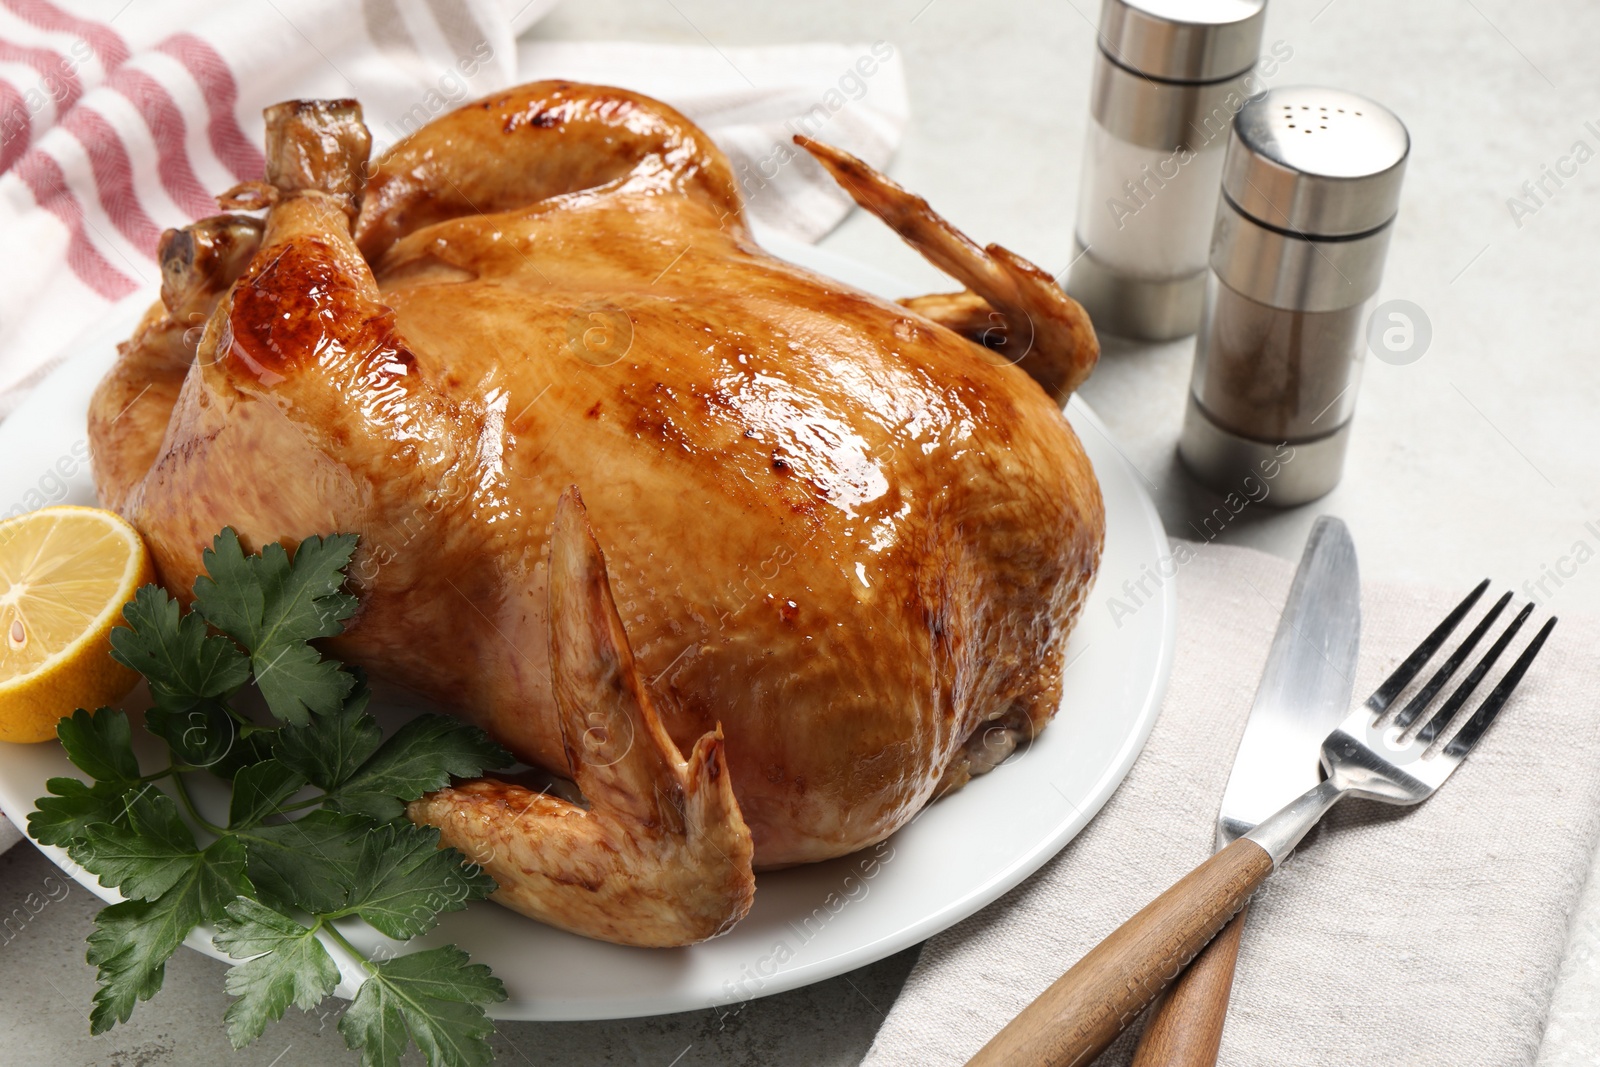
1067,0,1267,341
1178,86,1410,505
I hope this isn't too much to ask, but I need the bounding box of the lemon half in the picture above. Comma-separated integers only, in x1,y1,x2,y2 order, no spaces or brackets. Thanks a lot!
0,506,153,743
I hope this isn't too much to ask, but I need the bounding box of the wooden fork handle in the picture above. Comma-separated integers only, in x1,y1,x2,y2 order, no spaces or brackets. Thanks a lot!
965,838,1273,1067
1129,903,1251,1067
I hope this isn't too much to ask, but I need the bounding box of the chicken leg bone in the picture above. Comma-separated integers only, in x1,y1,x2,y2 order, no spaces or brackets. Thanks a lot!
89,214,263,513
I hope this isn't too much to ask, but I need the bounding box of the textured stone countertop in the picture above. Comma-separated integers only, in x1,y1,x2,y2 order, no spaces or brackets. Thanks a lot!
2,0,1597,1063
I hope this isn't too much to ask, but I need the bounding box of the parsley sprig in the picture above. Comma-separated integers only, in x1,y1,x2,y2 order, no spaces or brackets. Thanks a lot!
27,529,514,1066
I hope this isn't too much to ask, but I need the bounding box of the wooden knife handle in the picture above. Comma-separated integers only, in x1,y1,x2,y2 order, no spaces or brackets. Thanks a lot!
964,838,1273,1067
1129,903,1251,1067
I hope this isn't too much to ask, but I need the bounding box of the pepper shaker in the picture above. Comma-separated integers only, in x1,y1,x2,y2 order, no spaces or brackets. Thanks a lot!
1178,85,1410,505
1067,0,1267,341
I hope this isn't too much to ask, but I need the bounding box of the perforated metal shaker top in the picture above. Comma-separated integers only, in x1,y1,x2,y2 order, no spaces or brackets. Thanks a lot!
1222,86,1410,237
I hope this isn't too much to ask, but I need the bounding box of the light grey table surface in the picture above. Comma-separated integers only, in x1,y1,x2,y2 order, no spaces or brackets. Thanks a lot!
3,0,1598,1063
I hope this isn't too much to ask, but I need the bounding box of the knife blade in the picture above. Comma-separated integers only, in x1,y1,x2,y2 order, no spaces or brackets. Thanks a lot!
1130,515,1360,1067
1216,515,1361,847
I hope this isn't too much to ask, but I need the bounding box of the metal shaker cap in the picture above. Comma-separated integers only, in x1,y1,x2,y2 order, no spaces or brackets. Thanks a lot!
1222,86,1410,237
1097,0,1266,83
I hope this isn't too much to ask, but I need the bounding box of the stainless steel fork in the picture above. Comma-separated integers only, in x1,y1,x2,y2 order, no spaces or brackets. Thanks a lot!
1247,580,1554,863
967,582,1558,1067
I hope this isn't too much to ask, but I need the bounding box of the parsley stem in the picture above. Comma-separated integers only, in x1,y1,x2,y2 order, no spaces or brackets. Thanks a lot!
319,921,375,973
269,795,329,816
168,770,228,837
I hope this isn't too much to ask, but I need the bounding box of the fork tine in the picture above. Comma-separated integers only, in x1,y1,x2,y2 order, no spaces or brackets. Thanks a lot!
1391,592,1512,730
1442,615,1558,759
1365,579,1490,717
1415,603,1534,746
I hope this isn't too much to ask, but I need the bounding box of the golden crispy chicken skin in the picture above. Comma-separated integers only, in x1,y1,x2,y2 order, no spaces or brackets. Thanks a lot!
88,82,1103,946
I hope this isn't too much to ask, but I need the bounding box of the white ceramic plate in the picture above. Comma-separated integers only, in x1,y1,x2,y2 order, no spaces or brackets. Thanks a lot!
0,235,1175,1021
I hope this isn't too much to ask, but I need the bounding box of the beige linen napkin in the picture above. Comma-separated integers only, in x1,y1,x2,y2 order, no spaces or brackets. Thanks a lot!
863,540,1600,1066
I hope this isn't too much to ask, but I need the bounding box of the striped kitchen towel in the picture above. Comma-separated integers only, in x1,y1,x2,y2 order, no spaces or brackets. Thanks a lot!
0,0,907,421
0,0,522,419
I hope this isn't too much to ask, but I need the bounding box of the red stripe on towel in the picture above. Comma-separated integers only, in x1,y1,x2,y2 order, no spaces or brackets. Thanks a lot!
0,39,85,118
0,0,131,70
0,77,30,173
155,33,264,181
107,67,213,219
61,105,163,256
14,149,137,298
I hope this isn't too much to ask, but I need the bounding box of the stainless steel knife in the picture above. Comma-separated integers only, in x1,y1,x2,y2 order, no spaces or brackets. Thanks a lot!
1130,515,1361,1067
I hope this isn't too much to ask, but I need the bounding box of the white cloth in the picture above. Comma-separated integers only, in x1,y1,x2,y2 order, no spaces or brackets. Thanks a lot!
864,540,1600,1067
0,0,907,420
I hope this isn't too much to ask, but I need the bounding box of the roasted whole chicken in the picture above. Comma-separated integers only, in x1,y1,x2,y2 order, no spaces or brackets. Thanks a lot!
88,83,1104,948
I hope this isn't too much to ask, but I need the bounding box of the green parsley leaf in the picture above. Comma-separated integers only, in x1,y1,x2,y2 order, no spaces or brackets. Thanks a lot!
86,836,252,1033
86,897,194,1034
339,946,505,1067
253,642,358,728
72,788,198,900
56,708,141,786
228,759,307,831
343,823,495,940
274,683,381,792
329,716,512,822
48,528,510,1062
28,777,134,847
192,530,359,724
110,584,250,711
213,897,341,1049
145,700,256,777
191,837,255,921
239,810,371,915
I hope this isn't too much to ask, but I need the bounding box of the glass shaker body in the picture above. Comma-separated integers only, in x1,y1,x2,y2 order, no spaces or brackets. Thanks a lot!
1179,87,1410,506
1190,278,1373,444
1066,0,1266,341
1073,113,1229,281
